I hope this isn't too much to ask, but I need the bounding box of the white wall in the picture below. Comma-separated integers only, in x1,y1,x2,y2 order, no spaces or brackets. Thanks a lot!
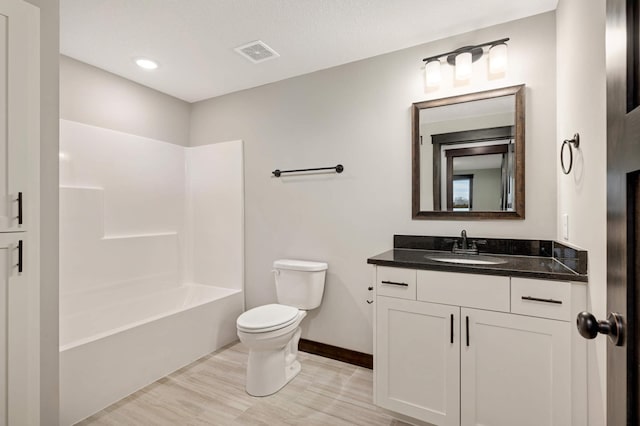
59,57,192,302
556,1,607,425
60,55,190,147
190,12,557,354
186,141,244,290
59,120,185,297
59,119,245,304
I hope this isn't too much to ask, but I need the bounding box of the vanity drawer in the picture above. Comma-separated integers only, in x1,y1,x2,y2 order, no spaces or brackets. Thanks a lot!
376,267,416,300
417,270,510,312
511,278,571,321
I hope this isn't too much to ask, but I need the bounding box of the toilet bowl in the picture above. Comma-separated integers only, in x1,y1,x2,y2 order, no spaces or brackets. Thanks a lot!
236,259,327,396
237,305,306,396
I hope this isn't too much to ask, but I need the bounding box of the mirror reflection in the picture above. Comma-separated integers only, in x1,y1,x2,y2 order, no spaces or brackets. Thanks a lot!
412,85,525,220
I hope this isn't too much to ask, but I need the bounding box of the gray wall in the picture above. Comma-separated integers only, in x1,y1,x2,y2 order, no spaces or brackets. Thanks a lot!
465,168,502,211
60,55,190,146
24,0,59,424
556,1,606,424
190,12,557,354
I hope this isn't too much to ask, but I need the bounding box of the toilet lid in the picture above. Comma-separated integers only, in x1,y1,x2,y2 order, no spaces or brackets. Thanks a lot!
237,304,299,333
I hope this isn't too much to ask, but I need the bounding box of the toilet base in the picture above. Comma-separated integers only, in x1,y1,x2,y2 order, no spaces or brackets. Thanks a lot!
245,327,303,397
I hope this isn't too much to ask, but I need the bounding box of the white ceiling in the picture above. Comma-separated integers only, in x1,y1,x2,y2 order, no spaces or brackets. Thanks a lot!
455,153,504,171
60,0,558,103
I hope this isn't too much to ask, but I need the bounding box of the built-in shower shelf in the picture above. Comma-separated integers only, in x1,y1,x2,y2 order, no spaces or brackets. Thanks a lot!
59,185,104,190
102,232,178,240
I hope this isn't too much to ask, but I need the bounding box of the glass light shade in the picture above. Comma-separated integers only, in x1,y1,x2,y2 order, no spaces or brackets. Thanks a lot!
424,60,441,88
489,43,508,74
455,51,472,80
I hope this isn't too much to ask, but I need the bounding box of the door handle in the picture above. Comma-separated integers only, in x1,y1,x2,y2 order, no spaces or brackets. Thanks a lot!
576,311,624,346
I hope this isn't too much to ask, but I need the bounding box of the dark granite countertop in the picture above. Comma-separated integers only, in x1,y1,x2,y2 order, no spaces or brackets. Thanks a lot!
367,248,588,282
367,236,588,282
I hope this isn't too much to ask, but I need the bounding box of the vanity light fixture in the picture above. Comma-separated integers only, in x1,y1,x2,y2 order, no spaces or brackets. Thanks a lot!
489,41,508,74
455,51,473,80
422,37,509,87
135,57,159,70
424,59,441,88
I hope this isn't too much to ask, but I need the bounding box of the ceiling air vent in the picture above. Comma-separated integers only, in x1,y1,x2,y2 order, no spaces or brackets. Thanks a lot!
234,40,280,63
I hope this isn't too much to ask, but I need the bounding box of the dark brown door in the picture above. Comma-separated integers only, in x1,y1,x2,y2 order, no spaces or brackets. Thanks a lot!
606,0,640,424
576,1,640,425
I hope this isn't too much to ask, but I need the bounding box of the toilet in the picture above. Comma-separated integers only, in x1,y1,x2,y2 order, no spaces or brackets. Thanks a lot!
236,259,328,396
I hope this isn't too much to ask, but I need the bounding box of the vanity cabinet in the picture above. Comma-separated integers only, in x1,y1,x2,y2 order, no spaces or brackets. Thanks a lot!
373,267,585,426
460,308,570,426
376,296,460,425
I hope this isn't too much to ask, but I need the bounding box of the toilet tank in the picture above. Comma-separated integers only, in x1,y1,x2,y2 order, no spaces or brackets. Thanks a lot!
273,259,328,310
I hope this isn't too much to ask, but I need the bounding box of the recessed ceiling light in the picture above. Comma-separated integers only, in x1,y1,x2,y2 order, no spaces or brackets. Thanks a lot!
135,58,159,70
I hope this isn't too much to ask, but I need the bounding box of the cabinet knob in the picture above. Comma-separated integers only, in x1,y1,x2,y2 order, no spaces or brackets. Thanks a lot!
368,286,373,291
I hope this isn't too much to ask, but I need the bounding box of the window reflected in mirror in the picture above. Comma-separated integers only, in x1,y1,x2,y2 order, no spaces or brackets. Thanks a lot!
452,174,473,211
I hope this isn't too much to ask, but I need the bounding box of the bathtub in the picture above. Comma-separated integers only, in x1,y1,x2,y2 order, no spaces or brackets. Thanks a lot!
59,282,243,425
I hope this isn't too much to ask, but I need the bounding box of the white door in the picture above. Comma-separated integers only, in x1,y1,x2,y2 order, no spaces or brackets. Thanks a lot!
0,0,36,232
376,296,460,426
461,308,572,426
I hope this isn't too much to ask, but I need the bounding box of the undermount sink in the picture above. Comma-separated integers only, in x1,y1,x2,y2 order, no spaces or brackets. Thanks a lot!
425,254,508,265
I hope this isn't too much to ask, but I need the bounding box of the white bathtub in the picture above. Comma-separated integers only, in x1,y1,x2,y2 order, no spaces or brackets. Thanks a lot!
59,282,243,425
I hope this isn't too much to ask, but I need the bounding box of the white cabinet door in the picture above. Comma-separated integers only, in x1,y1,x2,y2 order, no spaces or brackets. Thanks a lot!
461,308,572,426
0,0,38,232
0,233,28,425
376,296,460,426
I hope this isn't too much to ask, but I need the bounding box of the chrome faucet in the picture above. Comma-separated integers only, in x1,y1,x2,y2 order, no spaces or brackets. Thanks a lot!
460,230,468,250
452,229,478,255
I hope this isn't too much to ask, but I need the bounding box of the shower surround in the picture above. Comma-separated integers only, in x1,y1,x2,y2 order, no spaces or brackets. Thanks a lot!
58,120,244,425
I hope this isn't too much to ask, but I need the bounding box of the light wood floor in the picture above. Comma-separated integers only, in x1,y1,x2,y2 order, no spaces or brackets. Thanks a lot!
77,342,412,425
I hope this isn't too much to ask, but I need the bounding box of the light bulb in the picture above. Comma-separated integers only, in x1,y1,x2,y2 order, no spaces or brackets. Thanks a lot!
489,43,508,74
455,51,472,81
424,60,441,88
135,58,159,70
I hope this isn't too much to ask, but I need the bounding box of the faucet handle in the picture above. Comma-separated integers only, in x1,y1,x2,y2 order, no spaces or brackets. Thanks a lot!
471,241,477,250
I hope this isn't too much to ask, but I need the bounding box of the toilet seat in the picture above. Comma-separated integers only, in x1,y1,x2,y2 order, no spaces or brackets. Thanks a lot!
237,304,300,333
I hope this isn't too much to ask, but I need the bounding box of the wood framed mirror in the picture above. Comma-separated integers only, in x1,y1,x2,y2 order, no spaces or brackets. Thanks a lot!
412,84,525,220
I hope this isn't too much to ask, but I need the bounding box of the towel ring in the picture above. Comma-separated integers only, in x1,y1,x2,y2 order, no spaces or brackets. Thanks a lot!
561,133,580,175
